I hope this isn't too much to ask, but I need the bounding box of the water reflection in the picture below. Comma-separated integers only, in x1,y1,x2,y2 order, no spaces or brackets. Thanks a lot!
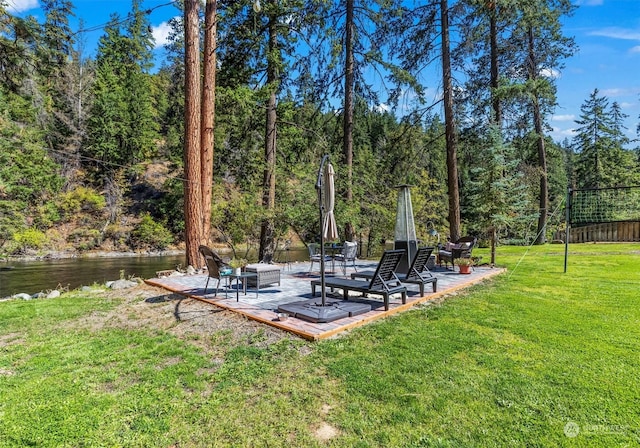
0,248,306,297
0,244,386,297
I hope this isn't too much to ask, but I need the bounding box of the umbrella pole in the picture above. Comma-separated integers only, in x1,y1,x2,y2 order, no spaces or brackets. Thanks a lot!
316,154,330,307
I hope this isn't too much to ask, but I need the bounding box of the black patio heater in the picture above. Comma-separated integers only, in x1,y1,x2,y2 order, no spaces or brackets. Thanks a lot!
393,184,417,275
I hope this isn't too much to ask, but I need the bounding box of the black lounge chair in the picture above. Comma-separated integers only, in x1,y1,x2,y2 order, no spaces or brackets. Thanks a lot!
350,246,437,296
310,249,407,311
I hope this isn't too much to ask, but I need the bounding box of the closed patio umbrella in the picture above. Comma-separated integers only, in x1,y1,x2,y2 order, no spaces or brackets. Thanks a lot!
276,155,371,323
315,155,334,307
322,162,339,241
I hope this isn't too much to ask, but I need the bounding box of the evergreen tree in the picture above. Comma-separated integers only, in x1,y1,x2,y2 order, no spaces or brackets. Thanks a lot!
158,13,186,161
37,0,81,181
217,0,324,260
609,101,640,186
454,0,575,243
0,5,40,93
572,90,609,188
466,126,532,243
38,0,74,79
572,90,639,188
318,0,412,240
610,101,630,148
0,88,63,248
85,2,158,182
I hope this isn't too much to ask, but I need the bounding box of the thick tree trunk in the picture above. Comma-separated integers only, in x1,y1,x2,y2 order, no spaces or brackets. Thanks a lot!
441,0,461,242
528,27,548,245
258,11,278,262
343,0,355,242
200,0,217,246
183,0,203,268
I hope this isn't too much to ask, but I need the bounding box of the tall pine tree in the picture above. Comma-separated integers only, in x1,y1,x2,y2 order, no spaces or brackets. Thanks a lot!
573,89,639,188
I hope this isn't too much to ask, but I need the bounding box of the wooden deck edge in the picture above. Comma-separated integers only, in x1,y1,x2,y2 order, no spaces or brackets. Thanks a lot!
145,267,506,341
144,278,320,340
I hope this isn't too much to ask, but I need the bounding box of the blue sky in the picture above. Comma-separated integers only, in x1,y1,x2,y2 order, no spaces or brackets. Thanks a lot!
554,0,640,143
7,0,640,144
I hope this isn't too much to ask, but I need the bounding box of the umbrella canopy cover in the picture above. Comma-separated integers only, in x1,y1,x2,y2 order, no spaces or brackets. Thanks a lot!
322,162,339,241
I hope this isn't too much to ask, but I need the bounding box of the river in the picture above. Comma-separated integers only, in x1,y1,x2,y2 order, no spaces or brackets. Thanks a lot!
0,248,312,298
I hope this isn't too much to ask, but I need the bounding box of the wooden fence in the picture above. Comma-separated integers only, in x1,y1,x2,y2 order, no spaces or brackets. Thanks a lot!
568,221,640,243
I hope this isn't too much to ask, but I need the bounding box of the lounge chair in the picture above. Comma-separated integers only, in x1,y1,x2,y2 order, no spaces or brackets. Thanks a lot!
351,246,437,296
198,245,231,295
438,236,477,270
310,249,407,311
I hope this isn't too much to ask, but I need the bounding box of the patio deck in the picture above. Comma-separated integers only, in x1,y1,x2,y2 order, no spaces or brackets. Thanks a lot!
145,261,505,340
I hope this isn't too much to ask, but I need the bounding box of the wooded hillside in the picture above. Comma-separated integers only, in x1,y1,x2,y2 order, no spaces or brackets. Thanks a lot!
2,0,639,260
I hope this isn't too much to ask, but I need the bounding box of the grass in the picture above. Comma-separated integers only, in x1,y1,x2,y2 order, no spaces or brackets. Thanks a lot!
1,243,639,446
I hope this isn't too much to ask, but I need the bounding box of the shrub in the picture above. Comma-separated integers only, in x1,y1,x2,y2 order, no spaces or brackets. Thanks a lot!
131,214,173,250
12,228,48,253
35,201,61,227
154,177,185,235
104,224,129,250
58,187,107,218
0,202,25,249
67,228,102,251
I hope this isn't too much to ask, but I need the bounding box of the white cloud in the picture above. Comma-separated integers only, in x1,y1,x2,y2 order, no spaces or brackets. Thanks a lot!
152,21,172,49
600,87,640,97
550,126,577,142
540,68,560,79
589,27,640,41
374,103,390,113
6,0,39,13
630,46,640,54
552,114,575,122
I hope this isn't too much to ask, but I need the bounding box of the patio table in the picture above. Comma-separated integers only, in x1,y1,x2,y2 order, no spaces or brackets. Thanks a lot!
226,272,258,301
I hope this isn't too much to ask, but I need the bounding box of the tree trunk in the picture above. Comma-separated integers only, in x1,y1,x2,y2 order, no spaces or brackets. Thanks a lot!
258,10,278,262
533,101,548,244
491,226,496,266
343,0,355,242
489,1,501,125
441,0,461,242
528,27,548,245
200,0,217,246
183,0,203,268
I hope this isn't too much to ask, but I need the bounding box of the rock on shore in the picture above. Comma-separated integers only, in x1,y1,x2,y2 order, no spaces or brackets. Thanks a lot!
2,277,143,301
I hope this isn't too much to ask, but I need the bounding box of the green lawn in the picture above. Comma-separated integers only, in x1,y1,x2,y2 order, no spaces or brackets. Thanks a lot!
1,243,639,447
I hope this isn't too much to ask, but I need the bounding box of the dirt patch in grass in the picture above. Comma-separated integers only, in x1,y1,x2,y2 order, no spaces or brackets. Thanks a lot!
0,332,25,348
72,283,305,354
314,422,339,441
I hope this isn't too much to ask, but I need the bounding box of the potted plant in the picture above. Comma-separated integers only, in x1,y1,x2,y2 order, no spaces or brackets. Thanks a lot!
229,258,247,276
456,258,473,274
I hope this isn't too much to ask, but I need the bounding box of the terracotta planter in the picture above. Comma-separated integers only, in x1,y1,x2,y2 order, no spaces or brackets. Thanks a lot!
458,265,471,274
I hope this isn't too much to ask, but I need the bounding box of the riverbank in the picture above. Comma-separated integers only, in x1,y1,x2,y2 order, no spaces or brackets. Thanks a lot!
1,249,186,263
0,253,190,299
0,242,270,263
0,246,311,298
